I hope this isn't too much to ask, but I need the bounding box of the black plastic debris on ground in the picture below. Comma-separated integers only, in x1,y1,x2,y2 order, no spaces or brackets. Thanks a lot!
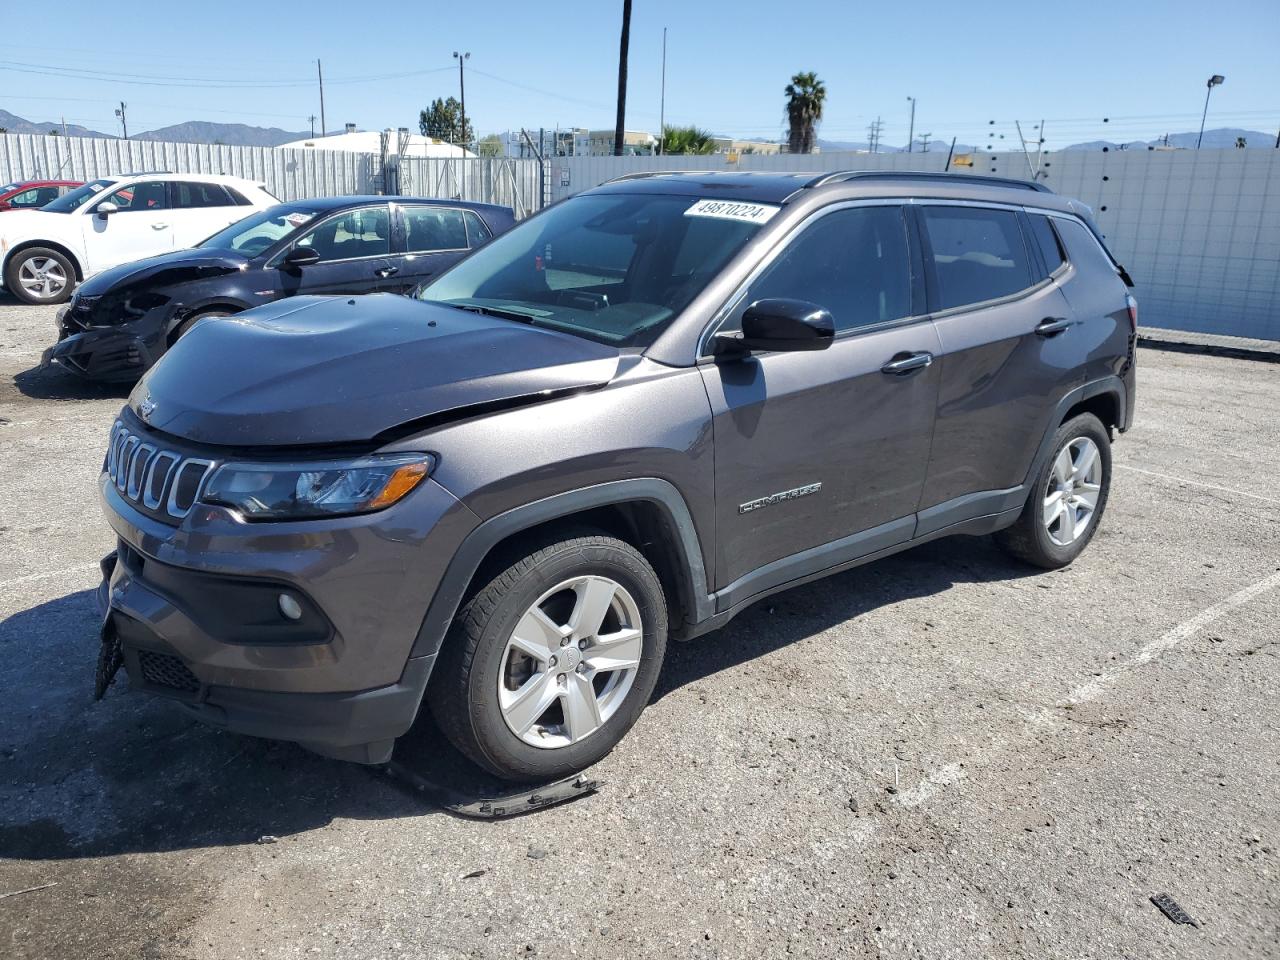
381,709,601,820
1151,893,1200,928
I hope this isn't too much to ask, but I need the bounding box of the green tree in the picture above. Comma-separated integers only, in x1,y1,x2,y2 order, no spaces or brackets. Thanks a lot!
419,97,474,146
784,71,826,154
477,134,503,157
662,125,716,155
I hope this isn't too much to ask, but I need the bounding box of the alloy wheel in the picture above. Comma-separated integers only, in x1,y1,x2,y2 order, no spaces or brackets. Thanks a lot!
1043,436,1103,546
498,575,643,749
17,256,69,301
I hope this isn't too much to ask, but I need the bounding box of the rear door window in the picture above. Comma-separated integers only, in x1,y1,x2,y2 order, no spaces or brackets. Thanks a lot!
403,206,468,252
921,206,1034,310
173,182,235,208
9,187,59,208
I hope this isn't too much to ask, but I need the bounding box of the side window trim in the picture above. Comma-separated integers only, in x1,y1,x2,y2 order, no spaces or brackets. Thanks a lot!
1020,209,1070,281
266,204,393,267
916,201,1047,318
695,199,928,359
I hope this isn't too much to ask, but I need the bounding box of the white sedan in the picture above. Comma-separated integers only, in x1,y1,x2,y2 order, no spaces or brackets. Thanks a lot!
0,172,278,304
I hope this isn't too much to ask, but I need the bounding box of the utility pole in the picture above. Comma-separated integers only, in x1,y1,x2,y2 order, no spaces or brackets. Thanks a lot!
866,117,883,153
906,96,916,152
308,114,316,138
114,102,128,139
658,26,667,155
614,0,632,156
916,132,932,153
316,59,326,137
453,51,470,152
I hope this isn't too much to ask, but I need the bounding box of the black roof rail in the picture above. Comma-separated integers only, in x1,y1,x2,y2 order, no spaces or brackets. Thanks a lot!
805,170,1053,194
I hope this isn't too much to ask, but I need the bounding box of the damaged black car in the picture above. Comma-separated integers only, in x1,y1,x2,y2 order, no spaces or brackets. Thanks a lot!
42,195,514,382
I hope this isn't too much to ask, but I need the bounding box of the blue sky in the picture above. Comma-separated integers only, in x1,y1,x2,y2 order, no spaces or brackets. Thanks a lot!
3,0,1277,149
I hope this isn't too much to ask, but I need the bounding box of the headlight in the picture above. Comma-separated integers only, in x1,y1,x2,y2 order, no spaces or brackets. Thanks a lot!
202,453,433,520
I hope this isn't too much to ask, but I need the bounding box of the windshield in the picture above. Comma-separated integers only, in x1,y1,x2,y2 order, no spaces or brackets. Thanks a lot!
199,205,320,255
417,193,772,347
42,179,113,213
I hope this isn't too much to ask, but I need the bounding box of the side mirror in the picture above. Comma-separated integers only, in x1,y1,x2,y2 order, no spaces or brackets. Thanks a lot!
282,246,321,269
95,201,119,219
714,298,835,354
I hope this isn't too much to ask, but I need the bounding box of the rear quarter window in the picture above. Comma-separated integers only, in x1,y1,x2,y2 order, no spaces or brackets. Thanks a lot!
1052,216,1120,280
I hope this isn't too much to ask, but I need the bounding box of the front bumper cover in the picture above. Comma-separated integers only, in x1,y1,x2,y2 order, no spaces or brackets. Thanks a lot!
43,327,156,381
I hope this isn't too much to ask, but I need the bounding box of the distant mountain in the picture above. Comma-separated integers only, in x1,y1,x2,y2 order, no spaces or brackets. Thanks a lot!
816,137,981,155
1060,128,1272,151
0,109,112,139
134,121,316,147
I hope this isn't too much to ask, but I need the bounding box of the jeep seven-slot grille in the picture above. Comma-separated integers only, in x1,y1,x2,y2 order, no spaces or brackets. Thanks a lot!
104,420,214,520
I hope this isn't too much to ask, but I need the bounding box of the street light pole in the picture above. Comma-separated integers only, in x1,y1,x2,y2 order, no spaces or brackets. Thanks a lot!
453,51,471,152
658,27,667,155
906,96,916,153
1197,74,1225,149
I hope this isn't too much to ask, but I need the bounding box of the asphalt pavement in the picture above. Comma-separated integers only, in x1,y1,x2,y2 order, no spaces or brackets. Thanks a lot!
1,295,1277,959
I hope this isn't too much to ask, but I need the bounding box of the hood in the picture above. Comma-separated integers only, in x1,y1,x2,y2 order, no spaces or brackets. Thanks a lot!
0,209,59,240
132,294,621,447
79,248,248,297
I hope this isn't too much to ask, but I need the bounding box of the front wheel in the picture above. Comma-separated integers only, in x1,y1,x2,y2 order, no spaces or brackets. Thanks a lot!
5,247,75,304
428,532,668,782
996,412,1112,569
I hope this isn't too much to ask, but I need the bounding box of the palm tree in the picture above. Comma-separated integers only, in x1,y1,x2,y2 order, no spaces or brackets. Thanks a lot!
785,72,827,154
662,125,717,155
613,0,632,156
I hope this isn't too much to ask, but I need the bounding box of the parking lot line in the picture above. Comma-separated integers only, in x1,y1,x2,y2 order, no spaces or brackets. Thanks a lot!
1115,462,1280,506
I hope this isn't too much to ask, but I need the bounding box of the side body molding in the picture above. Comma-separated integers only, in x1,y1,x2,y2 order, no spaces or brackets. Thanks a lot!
409,478,713,661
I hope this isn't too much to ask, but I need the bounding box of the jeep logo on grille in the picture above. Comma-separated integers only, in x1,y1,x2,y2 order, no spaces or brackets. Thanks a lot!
137,392,157,423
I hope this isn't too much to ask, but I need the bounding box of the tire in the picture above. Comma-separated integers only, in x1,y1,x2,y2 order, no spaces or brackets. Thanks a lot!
170,309,232,346
428,531,669,782
996,412,1112,570
4,247,75,305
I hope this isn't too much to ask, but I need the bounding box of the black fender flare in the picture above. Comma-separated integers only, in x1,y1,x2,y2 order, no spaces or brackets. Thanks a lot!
408,478,713,661
1022,375,1127,490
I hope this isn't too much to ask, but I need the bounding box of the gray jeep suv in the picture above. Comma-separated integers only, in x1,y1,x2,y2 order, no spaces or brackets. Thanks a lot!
96,171,1137,781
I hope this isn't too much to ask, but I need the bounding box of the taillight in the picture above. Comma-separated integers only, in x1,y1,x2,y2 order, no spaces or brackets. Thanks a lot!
1125,294,1138,333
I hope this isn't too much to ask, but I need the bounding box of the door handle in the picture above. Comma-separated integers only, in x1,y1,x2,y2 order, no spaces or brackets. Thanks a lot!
375,265,399,279
1036,316,1074,337
151,222,170,230
881,351,934,375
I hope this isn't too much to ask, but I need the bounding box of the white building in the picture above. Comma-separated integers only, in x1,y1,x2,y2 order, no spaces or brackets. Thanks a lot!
278,126,476,159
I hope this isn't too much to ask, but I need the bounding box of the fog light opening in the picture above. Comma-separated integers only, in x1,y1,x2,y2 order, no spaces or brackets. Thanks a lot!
278,593,303,621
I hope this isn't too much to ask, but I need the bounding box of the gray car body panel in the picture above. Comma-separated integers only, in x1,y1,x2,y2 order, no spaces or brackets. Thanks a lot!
97,171,1135,762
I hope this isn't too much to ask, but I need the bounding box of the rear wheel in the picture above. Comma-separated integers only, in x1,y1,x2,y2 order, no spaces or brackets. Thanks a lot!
996,412,1111,569
5,247,75,304
428,532,668,782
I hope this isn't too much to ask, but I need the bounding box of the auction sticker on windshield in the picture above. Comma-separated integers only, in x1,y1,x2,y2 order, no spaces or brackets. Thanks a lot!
683,199,779,224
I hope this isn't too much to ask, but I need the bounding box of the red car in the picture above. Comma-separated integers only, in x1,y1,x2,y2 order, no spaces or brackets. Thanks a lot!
0,179,84,212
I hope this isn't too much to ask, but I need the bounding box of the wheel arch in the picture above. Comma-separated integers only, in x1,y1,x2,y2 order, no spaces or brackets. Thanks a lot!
1023,377,1126,490
166,300,249,345
3,238,85,282
408,479,713,664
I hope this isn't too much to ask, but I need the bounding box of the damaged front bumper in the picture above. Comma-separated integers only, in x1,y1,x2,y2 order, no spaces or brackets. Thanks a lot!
42,326,156,382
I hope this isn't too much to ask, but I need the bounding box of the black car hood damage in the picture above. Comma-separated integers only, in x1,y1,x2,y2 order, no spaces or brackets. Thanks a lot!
80,248,248,297
131,295,621,446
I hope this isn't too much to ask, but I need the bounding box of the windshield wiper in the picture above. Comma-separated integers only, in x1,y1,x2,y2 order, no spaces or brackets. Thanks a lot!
446,302,543,327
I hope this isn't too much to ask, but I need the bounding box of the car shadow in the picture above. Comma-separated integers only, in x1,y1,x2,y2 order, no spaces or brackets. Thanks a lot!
11,363,133,402
0,534,1036,861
